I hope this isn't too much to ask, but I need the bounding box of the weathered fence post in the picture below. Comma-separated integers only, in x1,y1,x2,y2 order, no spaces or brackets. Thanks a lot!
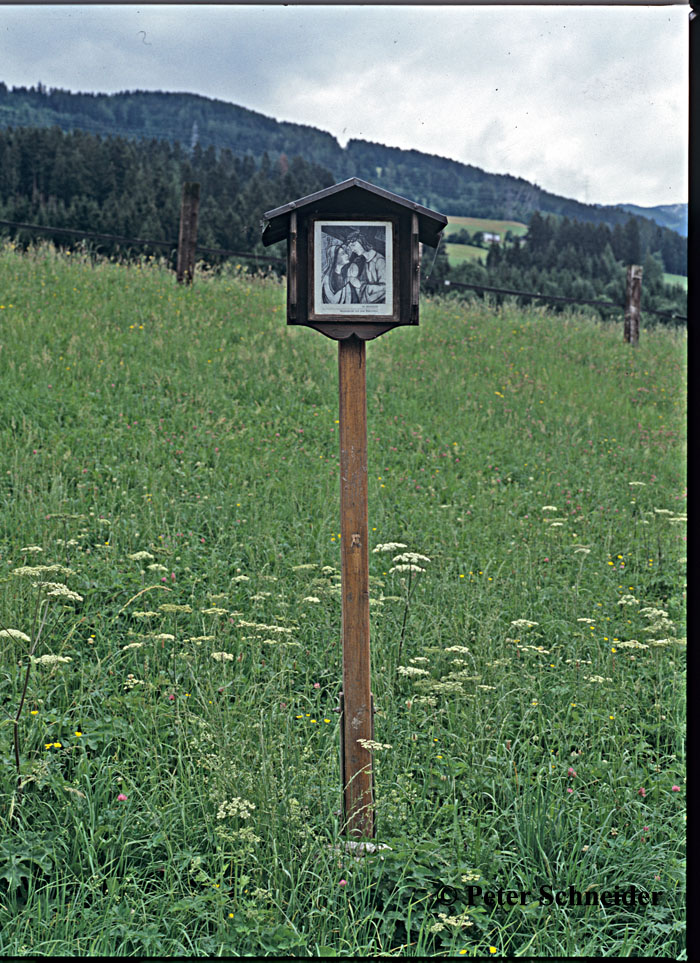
624,264,643,345
176,181,200,284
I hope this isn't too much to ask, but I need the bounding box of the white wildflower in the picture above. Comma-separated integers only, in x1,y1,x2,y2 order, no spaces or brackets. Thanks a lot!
542,505,558,511
292,564,316,571
122,641,145,651
0,628,32,643
132,610,158,619
433,911,474,930
389,564,425,573
615,640,648,649
147,563,168,572
159,603,192,613
12,564,74,577
356,739,392,751
640,607,669,619
409,657,430,664
397,665,430,677
128,551,154,561
216,797,255,820
373,542,408,553
151,633,175,642
629,481,646,486
477,684,496,690
573,547,591,554
430,679,466,694
618,595,639,606
445,645,470,654
31,654,72,665
42,584,83,602
653,508,673,515
550,522,564,527
237,620,293,634
302,596,321,603
201,607,228,615
20,546,43,554
584,675,613,683
211,651,235,662
124,673,145,689
577,618,596,623
392,552,431,564
643,620,674,634
510,619,538,629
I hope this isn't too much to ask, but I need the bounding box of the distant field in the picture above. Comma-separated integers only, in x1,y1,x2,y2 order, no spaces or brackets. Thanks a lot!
445,215,529,237
664,273,688,291
445,242,486,266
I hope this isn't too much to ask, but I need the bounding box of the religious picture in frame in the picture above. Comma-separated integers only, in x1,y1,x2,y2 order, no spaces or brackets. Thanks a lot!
313,220,394,316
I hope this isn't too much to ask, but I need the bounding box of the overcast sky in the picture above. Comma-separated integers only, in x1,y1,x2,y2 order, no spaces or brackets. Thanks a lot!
0,3,689,209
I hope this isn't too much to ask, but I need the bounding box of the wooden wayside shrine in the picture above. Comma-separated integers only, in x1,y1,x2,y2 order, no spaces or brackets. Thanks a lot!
262,178,447,837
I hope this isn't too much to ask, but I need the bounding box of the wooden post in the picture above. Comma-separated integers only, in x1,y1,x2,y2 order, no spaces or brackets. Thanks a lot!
624,264,643,345
338,335,375,838
176,181,200,284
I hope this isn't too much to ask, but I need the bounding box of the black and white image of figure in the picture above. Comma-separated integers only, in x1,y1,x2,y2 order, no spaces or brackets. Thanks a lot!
314,221,393,316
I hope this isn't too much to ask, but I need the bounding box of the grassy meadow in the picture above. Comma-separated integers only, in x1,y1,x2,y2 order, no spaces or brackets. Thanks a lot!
444,243,487,268
0,243,686,957
663,274,688,292
443,217,529,239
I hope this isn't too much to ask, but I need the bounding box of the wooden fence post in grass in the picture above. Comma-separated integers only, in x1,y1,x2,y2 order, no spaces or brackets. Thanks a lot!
261,178,447,838
624,264,643,345
176,181,200,284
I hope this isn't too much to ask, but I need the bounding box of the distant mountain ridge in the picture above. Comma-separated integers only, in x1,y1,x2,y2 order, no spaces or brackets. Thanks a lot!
0,83,687,269
616,202,687,237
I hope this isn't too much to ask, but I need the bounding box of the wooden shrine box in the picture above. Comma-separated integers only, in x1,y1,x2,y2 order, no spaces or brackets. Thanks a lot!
261,177,447,341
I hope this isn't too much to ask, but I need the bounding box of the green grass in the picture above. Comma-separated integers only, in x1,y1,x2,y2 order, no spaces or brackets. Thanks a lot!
445,242,486,266
0,243,686,956
445,216,529,238
663,273,687,291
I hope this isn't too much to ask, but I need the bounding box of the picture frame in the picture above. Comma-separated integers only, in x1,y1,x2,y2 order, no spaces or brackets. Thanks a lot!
308,215,400,323
262,177,448,338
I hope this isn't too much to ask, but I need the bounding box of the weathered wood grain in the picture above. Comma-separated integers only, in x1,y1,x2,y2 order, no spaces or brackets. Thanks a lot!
338,335,374,838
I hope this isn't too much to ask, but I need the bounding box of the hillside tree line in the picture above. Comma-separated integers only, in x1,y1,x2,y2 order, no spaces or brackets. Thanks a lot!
0,83,687,272
0,124,686,321
434,211,686,321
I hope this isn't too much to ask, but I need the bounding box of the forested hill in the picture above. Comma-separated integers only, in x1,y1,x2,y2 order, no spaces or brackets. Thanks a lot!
0,83,686,257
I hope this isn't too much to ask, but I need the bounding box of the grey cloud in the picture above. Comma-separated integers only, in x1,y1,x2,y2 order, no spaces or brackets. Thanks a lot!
0,4,687,207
